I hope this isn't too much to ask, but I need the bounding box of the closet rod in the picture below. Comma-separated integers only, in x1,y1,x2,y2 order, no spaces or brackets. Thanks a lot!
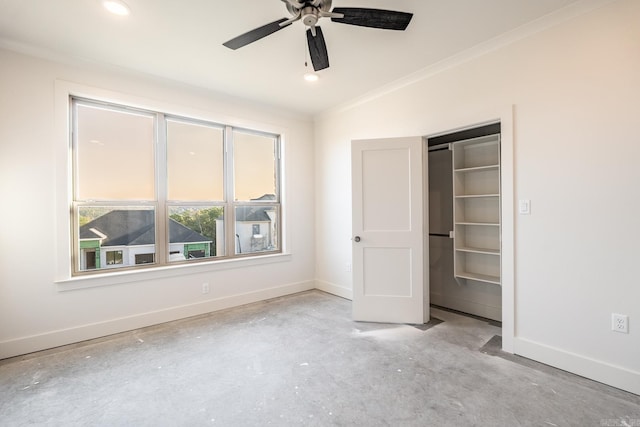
428,233,450,238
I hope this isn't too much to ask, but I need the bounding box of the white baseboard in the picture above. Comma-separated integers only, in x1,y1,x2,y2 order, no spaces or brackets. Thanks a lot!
514,337,640,396
315,280,353,300
0,280,315,360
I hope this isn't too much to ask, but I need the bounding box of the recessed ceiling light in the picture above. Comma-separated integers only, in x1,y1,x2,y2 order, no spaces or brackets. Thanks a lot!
103,0,130,16
304,73,319,82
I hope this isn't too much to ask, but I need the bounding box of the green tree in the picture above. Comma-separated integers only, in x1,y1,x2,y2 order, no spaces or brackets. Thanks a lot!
170,207,224,255
78,207,111,226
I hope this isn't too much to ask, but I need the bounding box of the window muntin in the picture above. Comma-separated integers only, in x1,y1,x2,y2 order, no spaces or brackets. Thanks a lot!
71,97,281,275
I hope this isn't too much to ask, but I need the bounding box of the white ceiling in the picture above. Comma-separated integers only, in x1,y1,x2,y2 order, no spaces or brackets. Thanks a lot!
0,0,582,116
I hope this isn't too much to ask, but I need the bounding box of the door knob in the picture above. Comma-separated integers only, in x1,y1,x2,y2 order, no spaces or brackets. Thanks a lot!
354,236,361,242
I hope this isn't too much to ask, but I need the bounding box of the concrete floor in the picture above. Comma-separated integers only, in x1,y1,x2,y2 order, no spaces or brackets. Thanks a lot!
1,290,638,426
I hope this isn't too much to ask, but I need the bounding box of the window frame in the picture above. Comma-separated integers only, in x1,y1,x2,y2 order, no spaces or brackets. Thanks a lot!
69,96,283,277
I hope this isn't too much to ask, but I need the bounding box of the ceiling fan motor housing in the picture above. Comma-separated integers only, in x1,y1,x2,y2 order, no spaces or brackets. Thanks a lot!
284,0,333,23
301,6,319,27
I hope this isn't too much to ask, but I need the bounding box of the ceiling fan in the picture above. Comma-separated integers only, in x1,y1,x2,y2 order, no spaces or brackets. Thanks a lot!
223,0,413,71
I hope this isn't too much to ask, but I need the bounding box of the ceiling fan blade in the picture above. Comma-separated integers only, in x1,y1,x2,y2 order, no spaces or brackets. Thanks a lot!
307,26,329,71
331,8,413,31
223,18,291,50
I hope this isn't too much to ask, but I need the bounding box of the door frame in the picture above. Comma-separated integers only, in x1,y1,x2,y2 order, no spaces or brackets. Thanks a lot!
424,105,514,353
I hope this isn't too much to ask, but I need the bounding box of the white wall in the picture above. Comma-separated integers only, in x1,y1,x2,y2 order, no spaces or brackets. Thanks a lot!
315,0,640,394
0,48,315,358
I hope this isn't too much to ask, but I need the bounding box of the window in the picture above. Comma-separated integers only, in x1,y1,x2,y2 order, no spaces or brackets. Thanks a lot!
232,130,279,255
106,250,123,265
135,253,155,265
71,98,281,275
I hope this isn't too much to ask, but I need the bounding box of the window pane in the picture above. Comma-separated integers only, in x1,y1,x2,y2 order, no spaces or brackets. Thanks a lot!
106,250,123,265
167,120,224,201
168,206,225,261
75,103,155,200
233,131,276,201
77,206,155,272
234,205,278,254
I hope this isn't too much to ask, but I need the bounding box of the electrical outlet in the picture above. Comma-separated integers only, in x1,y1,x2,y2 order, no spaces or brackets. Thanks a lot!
202,283,210,294
611,313,628,334
346,263,352,272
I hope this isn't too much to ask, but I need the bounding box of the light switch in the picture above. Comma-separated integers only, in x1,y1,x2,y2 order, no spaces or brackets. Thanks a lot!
519,199,531,215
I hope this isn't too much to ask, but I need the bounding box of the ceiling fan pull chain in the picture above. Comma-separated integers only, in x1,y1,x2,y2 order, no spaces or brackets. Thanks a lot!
304,33,308,68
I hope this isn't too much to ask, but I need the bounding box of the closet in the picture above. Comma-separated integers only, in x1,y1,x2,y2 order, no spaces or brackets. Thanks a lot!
428,125,502,321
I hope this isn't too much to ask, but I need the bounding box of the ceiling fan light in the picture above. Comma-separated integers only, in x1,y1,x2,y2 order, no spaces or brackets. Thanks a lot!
103,0,130,16
304,73,319,82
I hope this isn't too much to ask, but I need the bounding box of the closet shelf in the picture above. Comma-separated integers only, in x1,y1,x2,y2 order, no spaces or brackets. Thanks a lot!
455,194,499,199
455,246,500,255
456,271,501,285
452,133,501,286
454,164,499,173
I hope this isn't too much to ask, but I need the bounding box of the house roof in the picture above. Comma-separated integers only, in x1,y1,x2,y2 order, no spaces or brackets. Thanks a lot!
252,194,275,201
234,194,277,222
80,210,211,247
236,206,274,222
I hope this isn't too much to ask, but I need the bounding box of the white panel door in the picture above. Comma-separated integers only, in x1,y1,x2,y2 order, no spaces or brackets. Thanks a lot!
352,137,427,324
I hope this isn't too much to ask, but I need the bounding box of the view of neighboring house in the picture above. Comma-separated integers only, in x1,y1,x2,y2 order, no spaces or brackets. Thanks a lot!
215,194,278,255
230,206,277,255
79,209,212,270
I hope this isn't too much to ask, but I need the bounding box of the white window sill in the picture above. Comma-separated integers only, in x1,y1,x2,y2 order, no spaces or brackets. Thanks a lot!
55,253,292,292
